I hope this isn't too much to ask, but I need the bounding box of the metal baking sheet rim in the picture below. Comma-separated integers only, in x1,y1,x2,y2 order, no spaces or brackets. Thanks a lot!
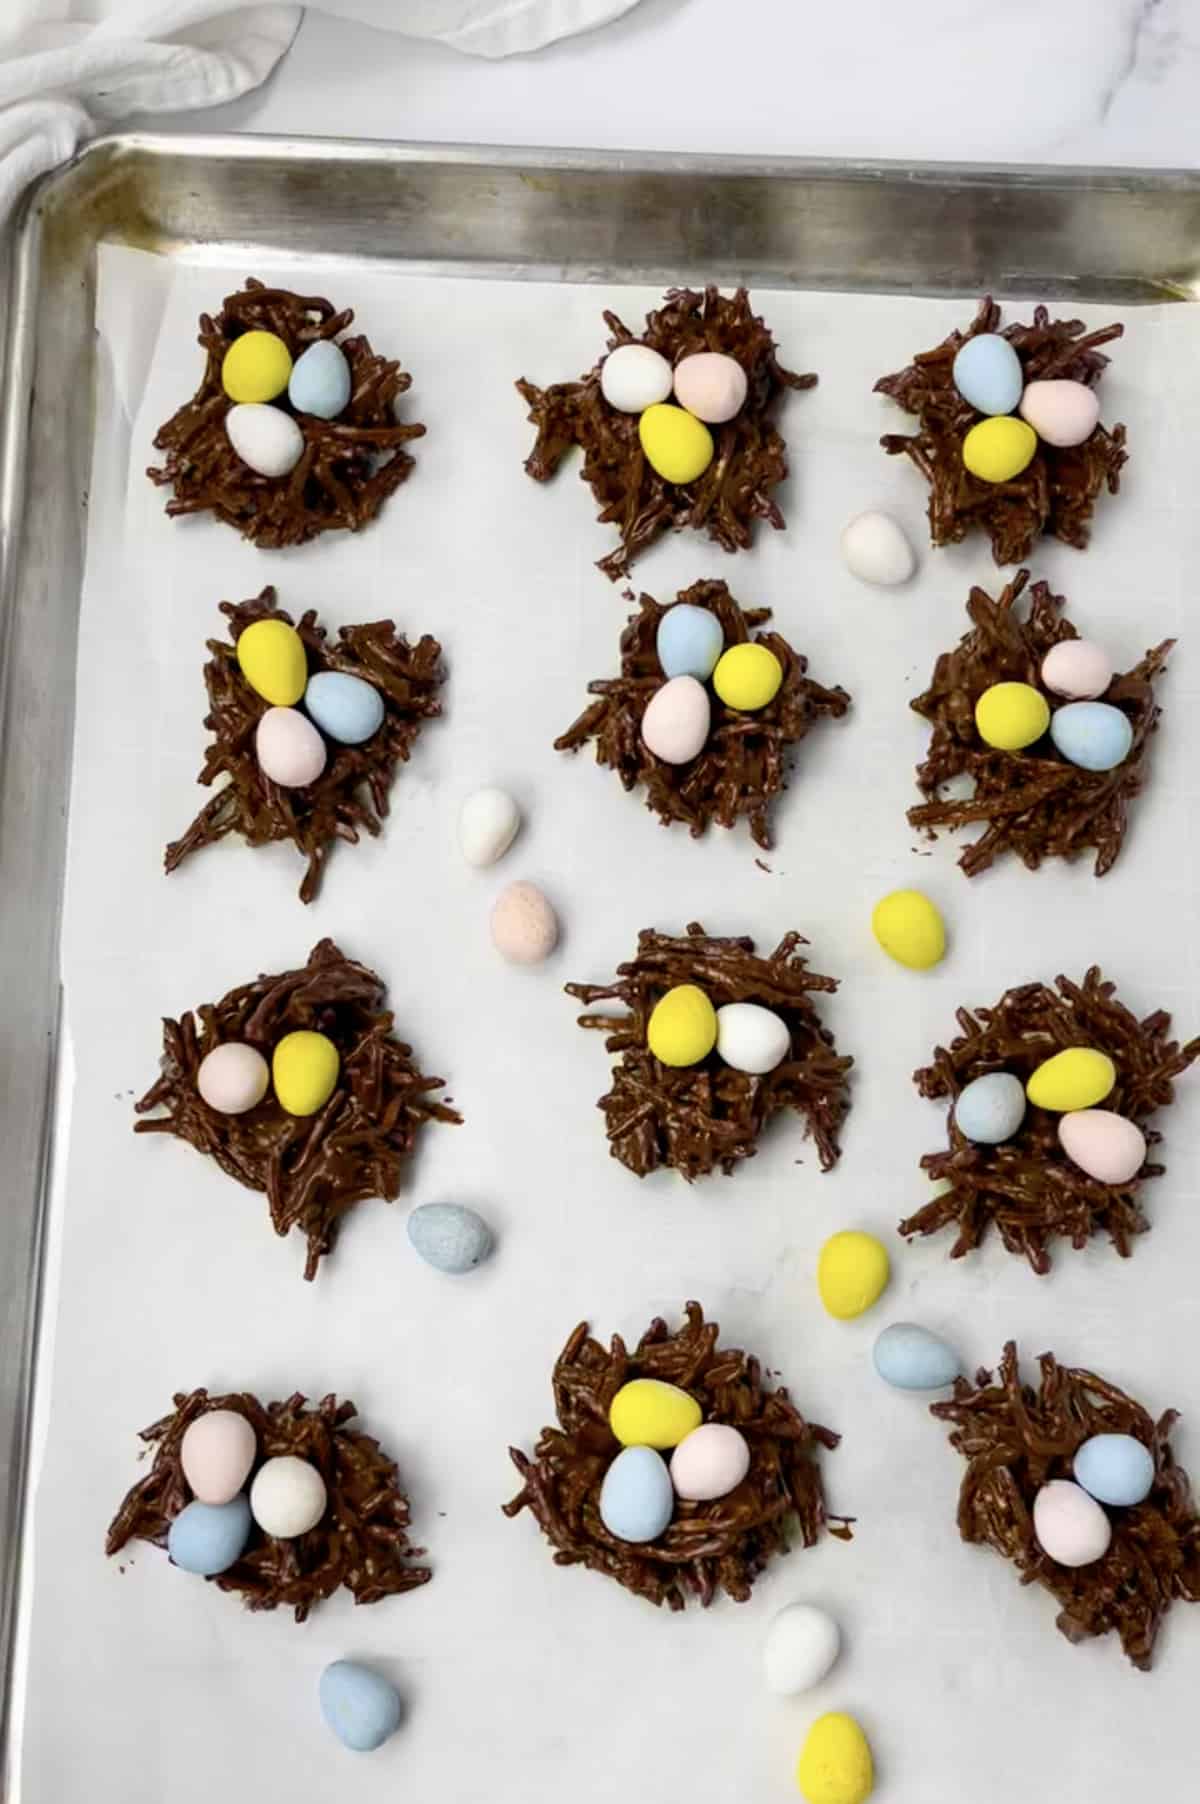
3,133,1200,1782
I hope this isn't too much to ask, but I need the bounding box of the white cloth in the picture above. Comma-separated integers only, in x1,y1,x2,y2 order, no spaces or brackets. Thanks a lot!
0,0,643,227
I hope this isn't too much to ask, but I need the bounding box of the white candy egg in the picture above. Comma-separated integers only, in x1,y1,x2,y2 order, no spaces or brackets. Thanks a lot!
1032,1479,1112,1568
180,1409,258,1506
715,1002,791,1074
600,343,673,414
196,1042,269,1115
1057,1110,1146,1185
459,787,521,867
672,352,748,424
669,1423,751,1501
1040,639,1113,701
225,402,305,478
256,706,327,788
490,881,559,965
762,1603,841,1696
1019,379,1101,448
640,675,711,764
840,510,915,587
249,1455,327,1538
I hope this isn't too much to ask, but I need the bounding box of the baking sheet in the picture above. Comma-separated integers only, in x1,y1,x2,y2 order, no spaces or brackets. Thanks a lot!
15,246,1200,1803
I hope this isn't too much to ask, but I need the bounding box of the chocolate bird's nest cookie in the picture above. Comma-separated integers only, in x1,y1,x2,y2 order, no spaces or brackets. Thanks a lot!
902,967,1200,1273
908,570,1171,878
134,938,460,1279
875,297,1126,563
166,587,444,904
567,923,852,1180
555,579,849,849
503,1302,847,1609
518,287,814,580
106,1388,430,1622
933,1343,1200,1669
148,278,424,546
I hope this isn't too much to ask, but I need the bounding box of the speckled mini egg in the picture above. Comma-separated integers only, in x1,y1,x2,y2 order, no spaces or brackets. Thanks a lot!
1050,700,1133,772
1032,1478,1112,1568
672,351,748,423
196,1042,270,1116
490,881,559,965
1040,639,1113,701
1073,1433,1155,1508
180,1408,257,1505
1019,378,1101,448
952,332,1023,416
796,1712,875,1804
762,1603,841,1697
640,674,711,764
319,1660,403,1754
1057,1109,1146,1185
656,603,724,680
407,1202,493,1274
304,670,384,745
288,339,352,420
953,1071,1026,1145
599,1445,674,1543
599,342,673,413
167,1496,252,1576
715,1002,790,1074
249,1454,327,1539
225,402,304,478
669,1423,751,1501
255,706,327,788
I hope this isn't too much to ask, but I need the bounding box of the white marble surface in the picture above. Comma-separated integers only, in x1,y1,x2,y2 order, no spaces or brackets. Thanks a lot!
150,0,1200,167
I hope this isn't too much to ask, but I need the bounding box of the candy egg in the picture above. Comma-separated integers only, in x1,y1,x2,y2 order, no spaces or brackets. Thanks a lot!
255,707,327,788
272,1029,340,1117
304,670,385,745
872,1322,960,1391
490,881,559,965
1040,639,1113,701
1073,1433,1155,1508
656,603,724,681
672,351,748,423
952,332,1023,416
167,1496,252,1576
953,1071,1026,1144
716,1002,790,1075
647,984,717,1068
319,1660,403,1754
1032,1479,1112,1568
818,1231,890,1320
638,403,714,485
610,1378,702,1449
225,402,305,478
974,681,1050,751
839,510,915,587
236,617,308,706
1019,378,1101,448
962,416,1037,484
870,889,945,970
712,642,783,711
288,339,352,420
600,342,673,414
180,1408,257,1505
407,1202,493,1274
458,787,521,867
196,1043,270,1116
1050,700,1133,772
599,1445,674,1543
1057,1109,1146,1185
764,1605,841,1698
1027,1046,1115,1112
796,1711,875,1804
249,1455,327,1538
641,674,711,763
221,330,292,404
670,1423,751,1501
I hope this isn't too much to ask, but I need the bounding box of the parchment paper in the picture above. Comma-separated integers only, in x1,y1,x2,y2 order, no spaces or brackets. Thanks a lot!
14,248,1200,1803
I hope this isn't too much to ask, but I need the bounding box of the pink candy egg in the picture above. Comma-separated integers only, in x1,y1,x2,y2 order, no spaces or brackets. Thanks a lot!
196,1042,269,1115
672,352,748,424
256,706,326,787
1040,639,1113,701
1032,1479,1111,1568
1058,1109,1146,1185
670,1422,751,1502
491,881,559,966
640,674,711,764
180,1409,258,1506
1019,379,1101,448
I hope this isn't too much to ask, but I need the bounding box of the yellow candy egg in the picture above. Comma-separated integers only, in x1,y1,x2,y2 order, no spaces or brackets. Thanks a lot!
647,984,717,1068
712,642,784,712
871,890,945,970
1026,1047,1116,1112
974,681,1050,751
236,618,308,707
609,1378,702,1449
221,330,293,404
818,1231,890,1320
638,403,714,485
272,1030,340,1117
797,1713,874,1804
962,415,1037,484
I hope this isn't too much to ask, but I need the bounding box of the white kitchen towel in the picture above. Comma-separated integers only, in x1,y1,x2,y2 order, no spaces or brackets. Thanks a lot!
0,0,644,228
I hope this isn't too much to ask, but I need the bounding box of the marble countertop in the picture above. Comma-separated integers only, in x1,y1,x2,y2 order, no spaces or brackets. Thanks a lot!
161,0,1197,168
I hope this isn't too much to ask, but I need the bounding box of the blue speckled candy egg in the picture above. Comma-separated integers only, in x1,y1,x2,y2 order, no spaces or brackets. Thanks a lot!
656,603,724,681
167,1495,252,1576
953,1071,1026,1145
407,1202,493,1273
952,333,1023,416
1074,1433,1155,1507
599,1445,674,1543
1050,700,1133,772
288,339,352,420
304,671,385,745
873,1322,960,1391
319,1661,403,1753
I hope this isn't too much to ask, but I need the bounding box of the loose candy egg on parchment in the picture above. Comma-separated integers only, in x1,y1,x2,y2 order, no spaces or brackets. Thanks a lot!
407,1202,493,1274
319,1660,403,1754
167,1495,252,1576
196,1043,269,1116
796,1711,875,1804
817,1231,890,1320
871,890,945,971
458,787,521,867
249,1454,327,1538
762,1603,841,1696
872,1322,959,1391
490,881,559,965
598,1444,674,1543
641,674,711,763
180,1409,257,1505
840,510,915,587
